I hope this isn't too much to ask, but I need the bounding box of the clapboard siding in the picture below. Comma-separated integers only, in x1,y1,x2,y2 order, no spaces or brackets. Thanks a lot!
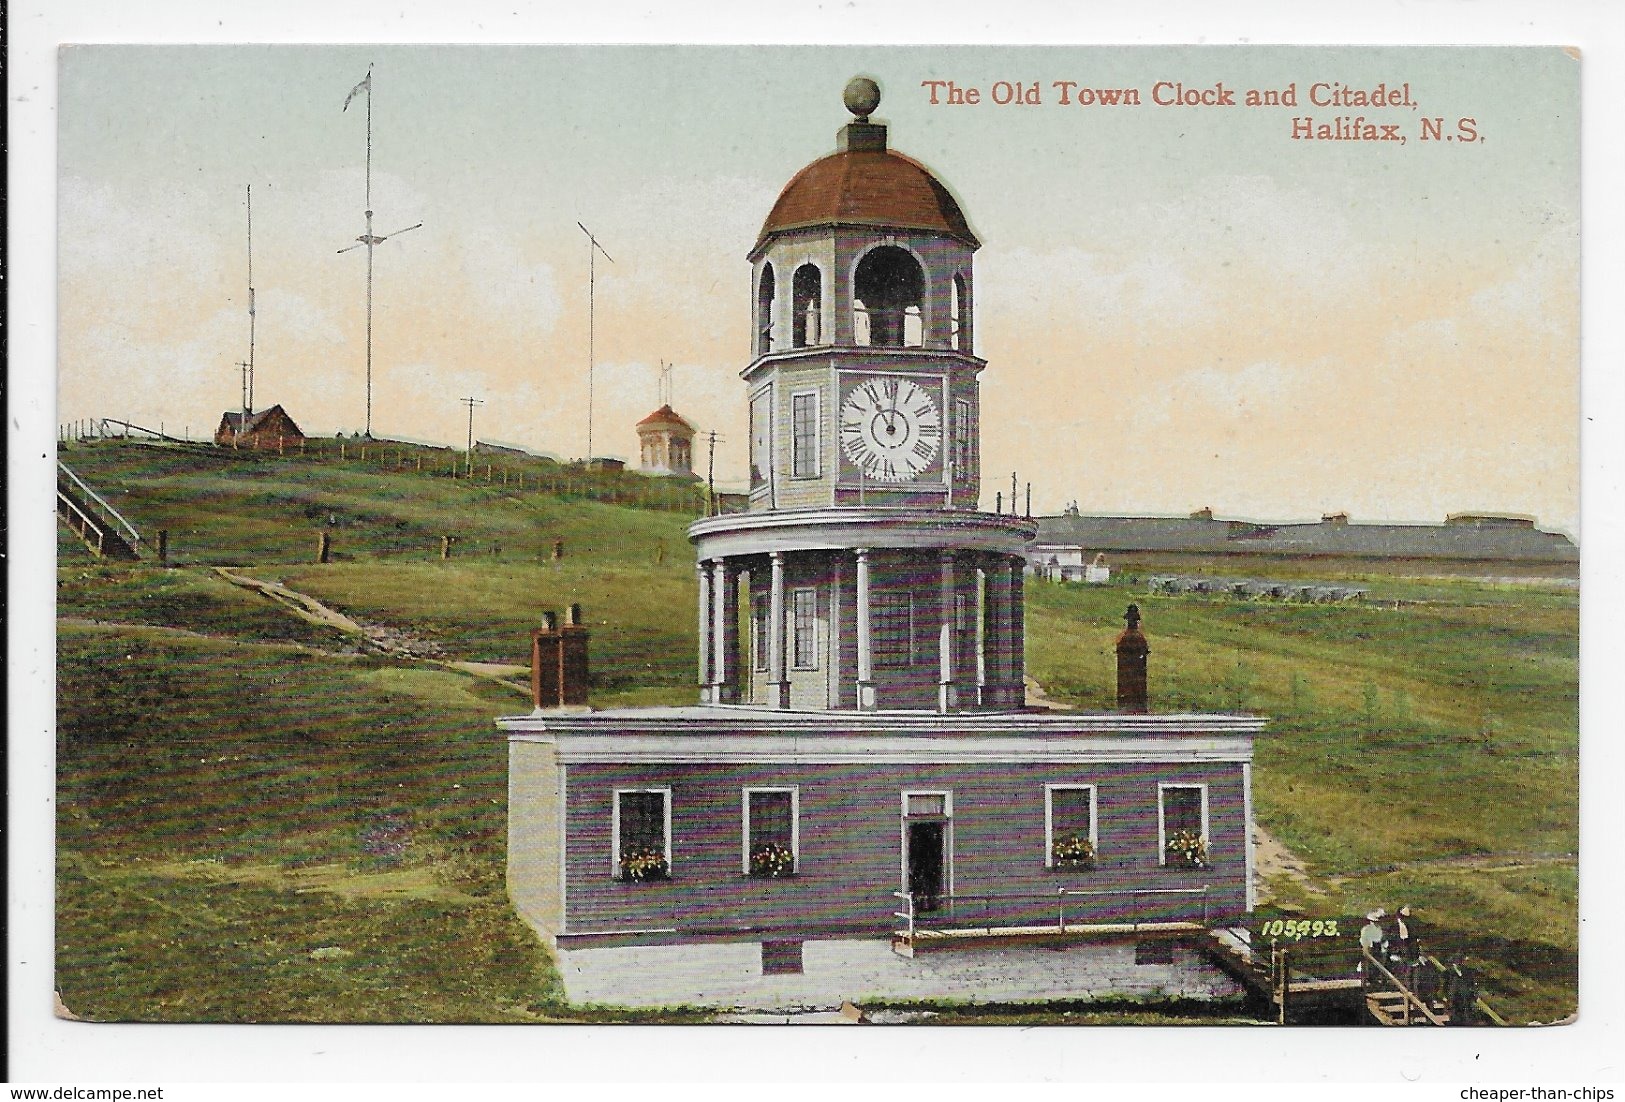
557,757,1248,939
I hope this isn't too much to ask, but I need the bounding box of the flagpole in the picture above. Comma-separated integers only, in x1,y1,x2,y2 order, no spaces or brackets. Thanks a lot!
247,183,255,417
365,65,374,438
338,65,418,443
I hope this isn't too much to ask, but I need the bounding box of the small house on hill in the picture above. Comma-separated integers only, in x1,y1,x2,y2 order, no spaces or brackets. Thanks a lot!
215,405,305,448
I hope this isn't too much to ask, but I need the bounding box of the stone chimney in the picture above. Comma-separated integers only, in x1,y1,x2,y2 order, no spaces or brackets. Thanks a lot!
1116,603,1149,714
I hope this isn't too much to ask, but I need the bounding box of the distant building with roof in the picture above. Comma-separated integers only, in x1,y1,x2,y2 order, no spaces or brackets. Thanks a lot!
1029,508,1577,574
214,404,304,448
636,404,697,479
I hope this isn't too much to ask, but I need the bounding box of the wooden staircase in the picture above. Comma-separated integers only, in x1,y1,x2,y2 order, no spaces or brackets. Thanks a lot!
1360,948,1505,1026
1365,986,1451,1026
57,461,142,560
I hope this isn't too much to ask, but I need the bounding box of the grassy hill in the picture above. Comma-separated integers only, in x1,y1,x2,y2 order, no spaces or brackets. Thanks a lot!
54,438,1578,1023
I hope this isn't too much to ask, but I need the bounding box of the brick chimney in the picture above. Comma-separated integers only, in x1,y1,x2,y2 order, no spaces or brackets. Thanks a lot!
1116,603,1149,713
560,603,590,707
530,611,561,709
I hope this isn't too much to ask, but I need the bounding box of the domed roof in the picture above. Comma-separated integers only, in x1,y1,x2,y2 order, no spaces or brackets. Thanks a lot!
636,404,695,432
757,148,979,249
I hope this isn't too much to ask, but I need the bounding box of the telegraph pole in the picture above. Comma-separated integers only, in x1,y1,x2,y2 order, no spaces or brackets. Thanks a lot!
338,65,423,439
460,396,484,478
577,221,614,461
245,184,256,420
705,429,725,517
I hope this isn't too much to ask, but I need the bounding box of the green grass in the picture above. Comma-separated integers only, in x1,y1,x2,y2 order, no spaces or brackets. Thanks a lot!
55,623,568,1022
58,436,703,567
55,439,1579,1023
1025,579,1578,1021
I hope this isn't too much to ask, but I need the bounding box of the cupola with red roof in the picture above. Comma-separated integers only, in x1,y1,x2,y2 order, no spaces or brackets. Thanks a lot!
636,403,697,478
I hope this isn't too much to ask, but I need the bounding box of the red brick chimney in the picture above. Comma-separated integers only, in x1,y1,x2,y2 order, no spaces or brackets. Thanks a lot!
1116,603,1149,713
531,605,591,708
560,603,590,707
531,611,561,708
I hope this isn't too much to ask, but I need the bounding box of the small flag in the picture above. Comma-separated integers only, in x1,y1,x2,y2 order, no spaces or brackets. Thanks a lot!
343,71,371,112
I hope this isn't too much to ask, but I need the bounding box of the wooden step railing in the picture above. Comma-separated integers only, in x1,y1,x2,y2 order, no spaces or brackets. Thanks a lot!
56,461,141,560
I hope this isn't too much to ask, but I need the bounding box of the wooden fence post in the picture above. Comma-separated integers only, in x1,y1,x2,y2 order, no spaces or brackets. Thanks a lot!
441,535,453,560
318,531,333,564
157,529,170,564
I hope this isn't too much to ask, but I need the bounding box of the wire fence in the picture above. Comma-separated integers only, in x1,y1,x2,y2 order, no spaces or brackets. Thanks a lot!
58,421,743,517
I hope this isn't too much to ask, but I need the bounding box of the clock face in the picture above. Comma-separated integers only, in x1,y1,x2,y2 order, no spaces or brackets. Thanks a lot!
840,376,942,483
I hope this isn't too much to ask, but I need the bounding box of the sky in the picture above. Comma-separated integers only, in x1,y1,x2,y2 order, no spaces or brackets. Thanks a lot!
15,2,1625,1086
57,44,1579,531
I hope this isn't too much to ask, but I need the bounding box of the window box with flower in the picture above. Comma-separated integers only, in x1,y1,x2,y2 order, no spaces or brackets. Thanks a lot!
1164,829,1208,870
1050,833,1096,870
748,841,796,879
619,846,670,882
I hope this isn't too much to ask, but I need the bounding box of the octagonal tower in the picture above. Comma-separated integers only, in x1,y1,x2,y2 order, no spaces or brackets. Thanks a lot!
689,78,1035,712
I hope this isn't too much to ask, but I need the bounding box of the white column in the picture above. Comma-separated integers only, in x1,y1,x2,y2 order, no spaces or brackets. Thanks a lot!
975,565,988,704
855,547,874,710
1009,554,1026,701
937,550,957,713
986,552,1018,709
769,551,789,709
1243,761,1257,912
830,554,844,709
696,561,712,701
711,558,736,703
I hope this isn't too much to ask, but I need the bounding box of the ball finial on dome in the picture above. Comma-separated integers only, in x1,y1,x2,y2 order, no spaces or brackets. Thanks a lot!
844,76,881,120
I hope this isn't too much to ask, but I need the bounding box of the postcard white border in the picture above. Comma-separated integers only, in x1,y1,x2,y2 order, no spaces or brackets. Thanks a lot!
10,0,1624,1089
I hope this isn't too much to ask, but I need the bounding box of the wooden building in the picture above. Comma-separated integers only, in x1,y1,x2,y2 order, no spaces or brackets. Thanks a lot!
501,79,1260,1004
636,404,698,478
214,404,304,448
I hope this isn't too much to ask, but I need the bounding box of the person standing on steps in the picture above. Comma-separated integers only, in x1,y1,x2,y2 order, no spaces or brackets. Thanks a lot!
1358,909,1386,984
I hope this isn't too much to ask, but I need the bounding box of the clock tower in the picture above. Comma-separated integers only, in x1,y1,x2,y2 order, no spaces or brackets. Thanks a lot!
690,77,1036,712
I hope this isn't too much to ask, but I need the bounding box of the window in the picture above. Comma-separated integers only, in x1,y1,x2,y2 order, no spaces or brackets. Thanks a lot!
743,787,798,877
613,788,671,881
872,592,913,668
752,595,770,672
792,264,822,347
853,246,925,349
791,391,819,478
951,273,972,353
749,390,771,488
756,264,776,355
1158,784,1209,868
953,398,974,477
905,792,948,817
1045,785,1097,868
791,588,818,669
761,940,804,974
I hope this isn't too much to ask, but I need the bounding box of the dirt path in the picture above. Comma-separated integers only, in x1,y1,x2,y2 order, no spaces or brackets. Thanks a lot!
1253,825,1326,903
1323,851,1576,886
1023,676,1074,711
1251,825,1575,905
67,569,532,700
214,567,447,659
213,567,530,696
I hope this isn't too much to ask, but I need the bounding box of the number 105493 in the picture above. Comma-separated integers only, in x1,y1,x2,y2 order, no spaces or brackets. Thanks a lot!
1257,918,1339,940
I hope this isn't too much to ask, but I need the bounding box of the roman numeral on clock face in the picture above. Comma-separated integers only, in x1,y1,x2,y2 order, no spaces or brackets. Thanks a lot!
840,376,944,483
